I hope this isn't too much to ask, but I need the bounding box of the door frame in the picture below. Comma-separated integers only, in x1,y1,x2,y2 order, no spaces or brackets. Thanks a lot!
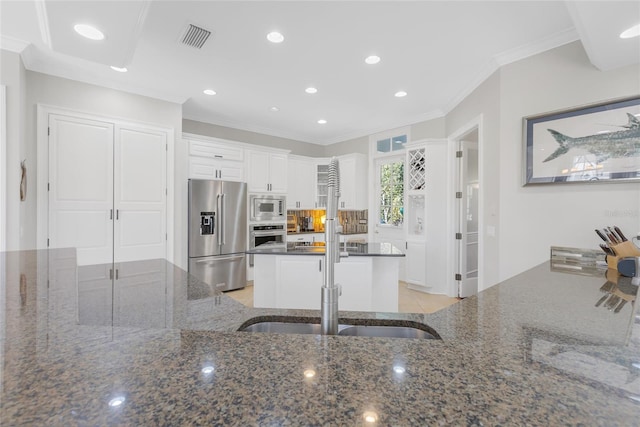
447,114,484,297
36,104,175,262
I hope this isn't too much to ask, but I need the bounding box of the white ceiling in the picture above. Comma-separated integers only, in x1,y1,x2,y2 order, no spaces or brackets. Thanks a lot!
1,1,638,145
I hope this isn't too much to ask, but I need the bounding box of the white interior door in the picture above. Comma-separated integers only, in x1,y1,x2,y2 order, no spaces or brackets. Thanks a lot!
48,114,114,266
457,139,479,297
114,125,167,263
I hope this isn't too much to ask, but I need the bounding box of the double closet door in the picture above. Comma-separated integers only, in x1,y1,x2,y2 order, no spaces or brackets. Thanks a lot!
48,113,168,266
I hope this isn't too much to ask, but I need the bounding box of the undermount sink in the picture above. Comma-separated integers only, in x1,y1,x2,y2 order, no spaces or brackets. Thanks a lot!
238,318,440,340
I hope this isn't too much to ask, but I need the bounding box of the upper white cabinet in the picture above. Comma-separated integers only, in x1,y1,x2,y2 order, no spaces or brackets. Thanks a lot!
185,134,244,182
338,153,367,210
247,150,288,193
287,156,316,209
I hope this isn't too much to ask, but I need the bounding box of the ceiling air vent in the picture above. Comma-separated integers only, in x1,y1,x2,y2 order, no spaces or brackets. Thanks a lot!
180,24,211,49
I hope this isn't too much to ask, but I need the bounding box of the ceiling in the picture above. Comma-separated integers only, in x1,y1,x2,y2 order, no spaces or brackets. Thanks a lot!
1,1,638,145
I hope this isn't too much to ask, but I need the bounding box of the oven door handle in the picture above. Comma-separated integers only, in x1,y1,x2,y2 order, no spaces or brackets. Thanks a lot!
251,231,286,237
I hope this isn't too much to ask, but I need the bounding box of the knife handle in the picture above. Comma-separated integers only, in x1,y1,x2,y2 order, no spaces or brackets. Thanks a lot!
595,229,609,243
614,226,627,242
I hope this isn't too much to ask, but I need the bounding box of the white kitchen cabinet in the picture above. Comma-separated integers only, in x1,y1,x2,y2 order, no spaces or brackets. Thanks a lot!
337,153,367,210
188,157,244,181
287,156,316,209
404,140,448,294
186,135,244,181
275,256,323,310
252,253,400,312
48,114,168,266
247,150,288,193
405,241,427,286
315,160,329,208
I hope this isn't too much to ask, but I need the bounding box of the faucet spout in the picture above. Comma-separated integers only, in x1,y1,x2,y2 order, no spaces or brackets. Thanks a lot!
321,157,341,335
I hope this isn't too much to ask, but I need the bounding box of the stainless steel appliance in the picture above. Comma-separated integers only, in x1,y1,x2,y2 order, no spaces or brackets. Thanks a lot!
188,179,247,291
250,194,286,222
249,223,286,266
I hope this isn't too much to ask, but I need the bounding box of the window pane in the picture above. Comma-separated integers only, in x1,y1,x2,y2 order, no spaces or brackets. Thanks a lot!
378,160,404,226
391,135,407,151
377,138,391,153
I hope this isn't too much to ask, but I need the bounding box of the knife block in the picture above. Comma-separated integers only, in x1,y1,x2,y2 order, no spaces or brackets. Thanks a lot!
606,241,640,270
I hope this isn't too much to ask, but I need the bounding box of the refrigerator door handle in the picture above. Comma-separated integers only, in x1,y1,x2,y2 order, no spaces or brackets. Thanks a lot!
216,194,222,246
220,193,226,245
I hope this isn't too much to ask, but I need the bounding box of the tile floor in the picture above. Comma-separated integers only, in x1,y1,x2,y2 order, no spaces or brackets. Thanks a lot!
226,281,460,314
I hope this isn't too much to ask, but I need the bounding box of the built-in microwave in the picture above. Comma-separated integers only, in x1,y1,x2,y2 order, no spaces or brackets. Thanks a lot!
250,195,286,222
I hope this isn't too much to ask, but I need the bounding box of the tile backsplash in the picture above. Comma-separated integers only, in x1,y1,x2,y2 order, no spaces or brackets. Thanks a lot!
287,209,368,234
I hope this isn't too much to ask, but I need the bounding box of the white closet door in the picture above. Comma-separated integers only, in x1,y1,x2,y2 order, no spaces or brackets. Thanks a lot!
113,125,167,262
48,115,114,266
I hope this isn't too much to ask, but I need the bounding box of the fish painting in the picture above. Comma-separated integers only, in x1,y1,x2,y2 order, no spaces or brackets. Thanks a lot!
543,113,640,163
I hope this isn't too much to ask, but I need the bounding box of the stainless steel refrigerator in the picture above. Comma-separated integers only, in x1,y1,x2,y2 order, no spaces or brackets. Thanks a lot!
188,179,247,291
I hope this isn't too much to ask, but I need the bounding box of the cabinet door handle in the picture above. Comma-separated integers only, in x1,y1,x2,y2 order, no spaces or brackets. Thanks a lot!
319,259,322,272
116,209,119,220
110,209,113,220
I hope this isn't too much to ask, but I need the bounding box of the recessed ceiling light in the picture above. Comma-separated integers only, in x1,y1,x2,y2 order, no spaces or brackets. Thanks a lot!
303,369,316,378
203,89,217,96
305,87,318,94
267,31,284,43
393,366,406,374
74,24,105,41
395,91,407,98
365,55,381,65
269,106,280,112
110,66,127,73
317,119,327,124
620,23,640,39
201,365,215,374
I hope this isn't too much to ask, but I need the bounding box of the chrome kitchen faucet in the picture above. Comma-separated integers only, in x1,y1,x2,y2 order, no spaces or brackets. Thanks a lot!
321,157,342,335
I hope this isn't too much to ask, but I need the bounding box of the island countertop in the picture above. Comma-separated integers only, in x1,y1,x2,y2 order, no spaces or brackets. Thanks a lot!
248,241,405,256
1,249,639,425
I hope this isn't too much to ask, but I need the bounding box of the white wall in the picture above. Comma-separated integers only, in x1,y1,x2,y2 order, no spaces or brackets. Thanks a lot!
23,71,186,266
497,41,640,281
0,50,26,251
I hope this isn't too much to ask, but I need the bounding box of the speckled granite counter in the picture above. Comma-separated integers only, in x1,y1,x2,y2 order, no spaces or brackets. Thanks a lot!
1,249,639,425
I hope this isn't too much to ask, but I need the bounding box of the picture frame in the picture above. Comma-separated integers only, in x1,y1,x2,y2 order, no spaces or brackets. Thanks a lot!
523,96,640,185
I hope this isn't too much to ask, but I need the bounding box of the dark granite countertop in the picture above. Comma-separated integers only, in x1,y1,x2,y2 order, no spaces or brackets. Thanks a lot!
1,248,639,425
248,242,405,257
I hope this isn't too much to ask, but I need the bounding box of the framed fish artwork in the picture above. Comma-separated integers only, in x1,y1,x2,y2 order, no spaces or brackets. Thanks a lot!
523,96,640,185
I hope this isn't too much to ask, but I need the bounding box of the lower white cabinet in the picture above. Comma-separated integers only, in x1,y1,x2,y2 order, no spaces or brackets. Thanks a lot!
276,257,323,310
253,254,400,312
405,241,426,287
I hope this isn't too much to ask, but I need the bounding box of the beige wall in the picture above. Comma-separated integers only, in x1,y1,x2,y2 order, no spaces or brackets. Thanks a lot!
446,71,502,288
23,71,186,266
183,119,324,157
497,41,640,281
0,50,26,251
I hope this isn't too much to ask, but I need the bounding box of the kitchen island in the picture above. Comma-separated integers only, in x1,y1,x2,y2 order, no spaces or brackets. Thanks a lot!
1,249,639,425
248,242,405,311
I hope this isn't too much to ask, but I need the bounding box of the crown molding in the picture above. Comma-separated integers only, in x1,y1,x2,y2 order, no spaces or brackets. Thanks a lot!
34,0,52,49
0,36,29,53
